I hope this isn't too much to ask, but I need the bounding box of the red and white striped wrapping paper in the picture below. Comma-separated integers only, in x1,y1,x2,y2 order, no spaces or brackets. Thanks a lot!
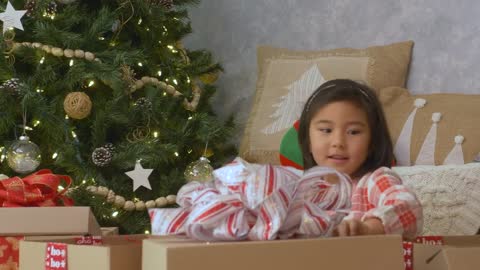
149,157,352,241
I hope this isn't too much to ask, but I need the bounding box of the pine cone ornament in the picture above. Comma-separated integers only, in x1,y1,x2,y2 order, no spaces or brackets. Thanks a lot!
92,147,113,167
134,97,152,110
103,143,116,154
151,0,173,9
24,0,36,17
1,78,22,96
46,1,57,17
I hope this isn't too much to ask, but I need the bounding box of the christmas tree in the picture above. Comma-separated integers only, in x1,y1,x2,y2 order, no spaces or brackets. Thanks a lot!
0,0,236,234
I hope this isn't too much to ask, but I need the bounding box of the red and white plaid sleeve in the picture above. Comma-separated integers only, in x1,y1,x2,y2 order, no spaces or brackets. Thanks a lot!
347,167,423,239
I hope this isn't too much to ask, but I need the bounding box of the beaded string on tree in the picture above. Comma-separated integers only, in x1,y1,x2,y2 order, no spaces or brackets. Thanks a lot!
8,41,203,111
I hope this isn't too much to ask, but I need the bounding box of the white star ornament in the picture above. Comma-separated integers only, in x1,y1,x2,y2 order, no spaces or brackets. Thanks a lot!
0,1,27,33
125,161,153,191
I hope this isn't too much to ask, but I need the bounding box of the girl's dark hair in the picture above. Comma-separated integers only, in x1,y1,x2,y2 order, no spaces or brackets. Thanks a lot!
298,79,394,177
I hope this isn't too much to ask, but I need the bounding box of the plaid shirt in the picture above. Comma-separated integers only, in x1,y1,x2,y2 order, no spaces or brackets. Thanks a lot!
344,167,423,239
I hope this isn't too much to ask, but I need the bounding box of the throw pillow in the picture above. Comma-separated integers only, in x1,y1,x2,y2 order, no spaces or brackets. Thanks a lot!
379,86,480,165
240,41,414,164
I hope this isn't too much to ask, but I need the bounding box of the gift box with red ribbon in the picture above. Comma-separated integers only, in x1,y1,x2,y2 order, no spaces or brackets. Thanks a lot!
19,235,145,270
402,235,480,270
0,170,100,269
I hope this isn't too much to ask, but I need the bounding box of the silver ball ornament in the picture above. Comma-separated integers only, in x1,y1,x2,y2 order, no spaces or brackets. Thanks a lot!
7,136,41,174
184,157,214,182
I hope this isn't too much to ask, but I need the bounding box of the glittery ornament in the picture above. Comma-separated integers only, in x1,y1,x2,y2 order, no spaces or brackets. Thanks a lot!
1,78,22,96
91,147,112,167
24,0,36,17
134,97,152,110
7,135,41,174
184,157,214,182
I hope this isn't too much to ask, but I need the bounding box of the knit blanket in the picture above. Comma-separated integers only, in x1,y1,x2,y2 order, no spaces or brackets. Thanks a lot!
393,163,480,235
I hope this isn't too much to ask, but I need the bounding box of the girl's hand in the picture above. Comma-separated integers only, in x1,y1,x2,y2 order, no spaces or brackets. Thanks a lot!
333,218,385,237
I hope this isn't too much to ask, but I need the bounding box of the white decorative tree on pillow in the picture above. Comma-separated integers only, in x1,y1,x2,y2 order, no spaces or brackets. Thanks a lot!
262,65,326,135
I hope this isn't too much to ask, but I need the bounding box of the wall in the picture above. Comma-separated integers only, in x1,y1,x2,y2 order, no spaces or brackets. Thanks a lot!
184,0,480,144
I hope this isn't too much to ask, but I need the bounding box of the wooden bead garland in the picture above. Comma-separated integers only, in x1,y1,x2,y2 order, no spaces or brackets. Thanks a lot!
86,185,177,211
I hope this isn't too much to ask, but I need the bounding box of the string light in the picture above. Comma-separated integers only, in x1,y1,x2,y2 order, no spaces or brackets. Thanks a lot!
167,45,174,50
157,70,162,77
153,131,159,138
88,80,95,87
58,185,64,191
174,152,179,157
33,120,41,127
187,77,191,83
39,57,45,64
188,116,193,120
112,211,119,217
0,154,5,162
65,115,69,120
52,152,58,159
36,88,44,93
145,230,150,234
173,79,178,85
163,26,168,32
163,92,166,96
138,18,142,25
146,28,150,31
82,180,87,184
69,59,74,66
138,62,143,67
24,126,33,131
187,149,193,154
71,131,77,138
165,78,169,82
98,37,105,40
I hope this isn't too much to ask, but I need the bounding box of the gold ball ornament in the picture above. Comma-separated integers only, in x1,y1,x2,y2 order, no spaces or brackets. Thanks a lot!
184,157,214,182
64,92,92,119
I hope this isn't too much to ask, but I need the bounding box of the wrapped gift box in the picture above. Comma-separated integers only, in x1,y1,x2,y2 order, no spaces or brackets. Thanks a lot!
19,235,146,270
142,235,405,270
0,207,101,270
406,235,480,270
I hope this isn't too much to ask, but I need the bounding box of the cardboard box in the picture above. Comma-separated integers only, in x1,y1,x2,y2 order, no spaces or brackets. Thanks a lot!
0,207,101,269
19,235,146,270
411,236,480,270
0,207,101,236
143,235,405,270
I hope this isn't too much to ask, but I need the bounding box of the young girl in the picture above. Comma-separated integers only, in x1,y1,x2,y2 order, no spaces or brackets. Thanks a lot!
298,79,423,239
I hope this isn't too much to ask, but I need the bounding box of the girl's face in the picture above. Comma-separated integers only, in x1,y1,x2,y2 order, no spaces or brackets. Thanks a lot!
308,100,371,178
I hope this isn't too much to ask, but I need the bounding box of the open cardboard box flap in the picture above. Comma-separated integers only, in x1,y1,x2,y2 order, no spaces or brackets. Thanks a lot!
414,235,480,270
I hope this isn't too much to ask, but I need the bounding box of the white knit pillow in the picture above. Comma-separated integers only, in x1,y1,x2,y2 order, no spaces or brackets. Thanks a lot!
393,163,480,235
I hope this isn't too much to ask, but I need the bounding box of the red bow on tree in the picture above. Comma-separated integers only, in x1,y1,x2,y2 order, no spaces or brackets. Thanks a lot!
0,169,74,207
